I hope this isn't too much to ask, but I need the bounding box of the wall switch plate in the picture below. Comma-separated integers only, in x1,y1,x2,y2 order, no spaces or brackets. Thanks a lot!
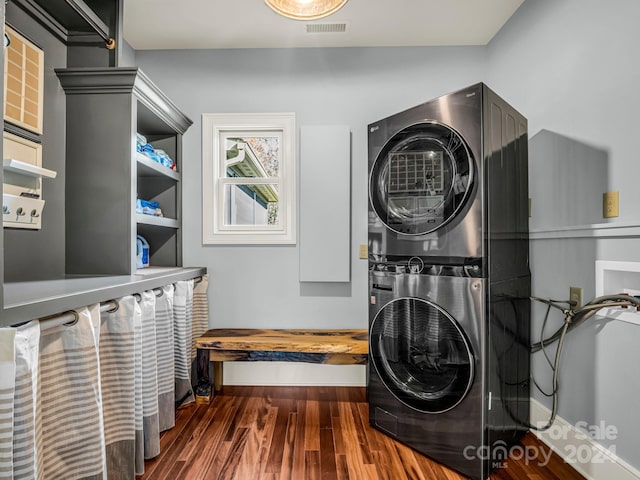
570,286,583,309
603,191,619,218
359,244,368,260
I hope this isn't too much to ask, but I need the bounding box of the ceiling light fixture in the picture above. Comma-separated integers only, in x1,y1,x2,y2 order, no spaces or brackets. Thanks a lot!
265,0,348,21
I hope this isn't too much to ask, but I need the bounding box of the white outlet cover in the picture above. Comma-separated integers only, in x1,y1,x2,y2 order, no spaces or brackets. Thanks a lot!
595,260,640,326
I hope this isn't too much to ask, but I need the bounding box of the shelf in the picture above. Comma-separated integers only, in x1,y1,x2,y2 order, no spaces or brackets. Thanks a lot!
3,158,57,178
135,266,188,276
136,152,180,181
2,267,206,326
136,214,179,229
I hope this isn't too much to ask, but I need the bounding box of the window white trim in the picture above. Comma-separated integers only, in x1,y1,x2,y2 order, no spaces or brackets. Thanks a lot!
202,112,296,244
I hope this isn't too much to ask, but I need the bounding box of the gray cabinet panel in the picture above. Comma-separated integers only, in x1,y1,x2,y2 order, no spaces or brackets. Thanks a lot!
65,93,133,274
3,3,68,282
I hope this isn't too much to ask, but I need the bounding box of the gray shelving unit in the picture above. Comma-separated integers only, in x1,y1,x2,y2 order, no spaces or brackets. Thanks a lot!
1,1,205,328
56,67,193,275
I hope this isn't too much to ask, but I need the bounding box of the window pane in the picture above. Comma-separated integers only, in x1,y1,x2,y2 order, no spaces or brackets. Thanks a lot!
224,183,280,226
202,112,295,244
225,136,280,178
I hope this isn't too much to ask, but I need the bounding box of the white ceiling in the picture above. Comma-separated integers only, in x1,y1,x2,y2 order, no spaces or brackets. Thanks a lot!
124,0,525,50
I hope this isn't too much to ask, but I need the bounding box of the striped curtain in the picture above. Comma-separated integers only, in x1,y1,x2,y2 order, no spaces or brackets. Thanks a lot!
13,323,40,480
174,280,194,405
37,304,107,480
99,296,137,480
132,296,144,476
190,276,210,389
0,276,208,478
0,322,40,480
155,285,175,433
139,291,160,460
0,327,17,480
191,275,209,359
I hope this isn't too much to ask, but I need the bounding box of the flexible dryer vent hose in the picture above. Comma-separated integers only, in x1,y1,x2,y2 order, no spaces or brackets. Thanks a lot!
528,294,640,431
531,294,640,353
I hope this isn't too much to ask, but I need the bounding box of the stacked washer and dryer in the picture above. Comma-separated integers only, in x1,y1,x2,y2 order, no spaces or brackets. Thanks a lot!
367,83,531,480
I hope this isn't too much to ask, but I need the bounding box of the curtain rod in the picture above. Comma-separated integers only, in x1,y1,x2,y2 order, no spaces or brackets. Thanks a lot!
34,276,203,331
38,300,118,331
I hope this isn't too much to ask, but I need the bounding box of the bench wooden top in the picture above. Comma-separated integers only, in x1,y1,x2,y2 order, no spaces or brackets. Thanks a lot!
196,328,368,355
195,328,369,402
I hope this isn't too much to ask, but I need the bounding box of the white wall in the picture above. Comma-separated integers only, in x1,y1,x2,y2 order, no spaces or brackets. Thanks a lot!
487,0,640,470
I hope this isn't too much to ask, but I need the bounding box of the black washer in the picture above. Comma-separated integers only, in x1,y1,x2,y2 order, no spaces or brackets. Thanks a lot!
370,297,474,413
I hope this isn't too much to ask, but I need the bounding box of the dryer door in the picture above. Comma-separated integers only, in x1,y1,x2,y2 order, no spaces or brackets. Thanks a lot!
369,121,474,235
370,297,474,413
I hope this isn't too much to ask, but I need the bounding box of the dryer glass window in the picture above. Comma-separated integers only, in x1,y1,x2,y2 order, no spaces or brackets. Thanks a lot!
370,297,474,413
370,122,474,235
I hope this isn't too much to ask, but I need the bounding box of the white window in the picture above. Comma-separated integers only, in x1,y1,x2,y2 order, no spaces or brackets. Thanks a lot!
202,113,296,244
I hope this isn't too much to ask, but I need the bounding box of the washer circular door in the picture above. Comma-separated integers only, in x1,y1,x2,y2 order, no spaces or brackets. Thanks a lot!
370,297,474,413
369,121,474,235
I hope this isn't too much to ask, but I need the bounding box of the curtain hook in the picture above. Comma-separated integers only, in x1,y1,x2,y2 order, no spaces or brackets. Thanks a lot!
63,310,80,327
105,300,120,313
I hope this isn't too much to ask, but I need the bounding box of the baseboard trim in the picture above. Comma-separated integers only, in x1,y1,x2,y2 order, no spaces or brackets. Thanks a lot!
530,399,640,480
222,362,367,387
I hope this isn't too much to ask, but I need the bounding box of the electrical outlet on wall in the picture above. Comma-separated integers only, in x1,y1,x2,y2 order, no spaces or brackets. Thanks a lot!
603,191,619,218
570,286,583,309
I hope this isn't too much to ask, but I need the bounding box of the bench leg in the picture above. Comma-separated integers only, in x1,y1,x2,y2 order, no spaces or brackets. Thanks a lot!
195,348,212,405
213,361,223,393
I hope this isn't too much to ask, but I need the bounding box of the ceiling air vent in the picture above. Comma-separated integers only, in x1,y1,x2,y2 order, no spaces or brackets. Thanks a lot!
306,23,347,34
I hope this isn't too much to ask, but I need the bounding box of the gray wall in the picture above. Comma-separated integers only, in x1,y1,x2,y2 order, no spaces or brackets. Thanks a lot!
120,39,136,67
136,0,640,469
487,0,640,468
3,3,67,281
135,46,486,331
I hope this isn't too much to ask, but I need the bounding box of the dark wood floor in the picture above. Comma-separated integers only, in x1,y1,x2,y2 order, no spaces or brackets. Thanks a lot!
139,386,585,480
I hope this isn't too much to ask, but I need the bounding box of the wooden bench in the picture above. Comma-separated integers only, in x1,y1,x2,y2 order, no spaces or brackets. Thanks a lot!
195,328,369,404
